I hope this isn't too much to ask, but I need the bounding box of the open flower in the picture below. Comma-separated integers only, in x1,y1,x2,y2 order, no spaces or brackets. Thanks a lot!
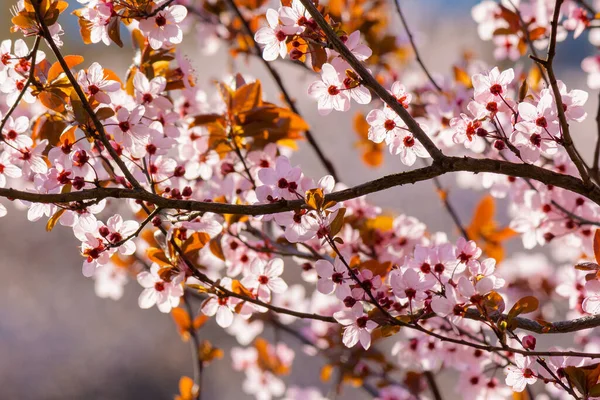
241,258,288,301
307,63,350,115
137,264,184,313
333,303,378,349
254,8,299,61
139,5,188,50
505,353,537,392
315,257,351,300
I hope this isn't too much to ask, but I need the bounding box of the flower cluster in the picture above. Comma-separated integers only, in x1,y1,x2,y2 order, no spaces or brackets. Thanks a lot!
5,0,600,399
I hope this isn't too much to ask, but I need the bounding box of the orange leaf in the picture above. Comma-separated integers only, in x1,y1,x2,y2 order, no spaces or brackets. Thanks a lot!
198,340,224,363
46,208,65,232
181,232,210,258
593,229,600,264
209,237,226,261
321,364,334,382
231,280,254,298
172,307,192,341
453,65,473,88
175,376,198,400
467,195,515,263
47,55,84,82
146,247,172,267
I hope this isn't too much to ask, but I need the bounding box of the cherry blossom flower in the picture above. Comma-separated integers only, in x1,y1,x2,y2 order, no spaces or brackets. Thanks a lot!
0,151,22,187
254,9,298,61
94,261,128,300
107,106,150,158
18,139,49,175
315,257,351,300
139,5,188,50
102,214,140,255
241,258,288,301
389,268,435,308
201,277,241,328
556,80,588,122
505,353,537,392
307,63,351,115
583,279,600,315
133,71,171,109
77,62,120,104
331,30,373,61
333,303,378,349
137,264,184,313
472,67,514,103
79,2,112,45
257,155,303,200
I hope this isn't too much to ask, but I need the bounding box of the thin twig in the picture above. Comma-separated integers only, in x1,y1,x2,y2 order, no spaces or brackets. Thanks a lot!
183,293,203,400
423,371,443,400
393,0,442,92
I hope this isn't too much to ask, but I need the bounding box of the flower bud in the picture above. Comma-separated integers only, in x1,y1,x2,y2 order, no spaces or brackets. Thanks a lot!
522,335,536,350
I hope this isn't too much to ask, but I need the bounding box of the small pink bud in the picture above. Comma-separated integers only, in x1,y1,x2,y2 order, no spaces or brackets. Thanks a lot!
522,335,536,350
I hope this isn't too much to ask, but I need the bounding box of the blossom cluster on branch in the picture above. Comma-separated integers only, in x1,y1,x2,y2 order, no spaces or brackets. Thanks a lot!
5,0,600,399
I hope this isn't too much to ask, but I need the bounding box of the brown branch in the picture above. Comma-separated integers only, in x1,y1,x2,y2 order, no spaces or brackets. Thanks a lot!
5,155,600,211
183,293,203,400
423,371,443,400
222,0,340,182
392,0,442,92
593,92,600,180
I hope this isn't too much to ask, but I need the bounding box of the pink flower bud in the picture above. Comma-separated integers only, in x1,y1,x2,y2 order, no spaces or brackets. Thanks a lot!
522,335,536,350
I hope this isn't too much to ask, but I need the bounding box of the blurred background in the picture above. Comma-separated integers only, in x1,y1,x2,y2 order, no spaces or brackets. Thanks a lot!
0,0,597,398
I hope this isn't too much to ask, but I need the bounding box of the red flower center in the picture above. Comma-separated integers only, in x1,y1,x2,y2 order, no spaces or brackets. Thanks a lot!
384,119,396,131
327,85,340,95
277,178,289,188
403,136,415,147
356,316,368,328
489,83,502,95
155,14,167,27
258,275,269,284
535,116,547,128
119,121,130,132
275,30,287,42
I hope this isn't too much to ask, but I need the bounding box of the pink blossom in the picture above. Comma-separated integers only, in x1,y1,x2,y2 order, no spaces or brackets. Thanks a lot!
139,5,188,50
307,63,351,115
241,258,288,301
505,353,537,392
137,264,184,313
333,303,378,349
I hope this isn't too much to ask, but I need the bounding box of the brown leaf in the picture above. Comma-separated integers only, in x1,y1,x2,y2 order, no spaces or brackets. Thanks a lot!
107,16,123,48
329,207,347,238
507,296,539,324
